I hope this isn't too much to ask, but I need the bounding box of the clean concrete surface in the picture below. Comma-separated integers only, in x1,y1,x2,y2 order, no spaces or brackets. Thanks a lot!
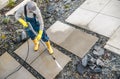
101,0,120,18
88,14,120,37
66,0,120,37
80,0,111,12
31,48,71,79
105,27,120,55
66,8,97,28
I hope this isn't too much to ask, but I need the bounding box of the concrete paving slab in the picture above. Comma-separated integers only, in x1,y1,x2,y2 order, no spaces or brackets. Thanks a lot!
5,0,30,16
104,27,120,55
0,52,20,79
80,0,110,12
31,48,71,79
0,0,8,10
88,14,120,37
107,27,120,48
14,39,46,64
60,29,98,58
105,44,120,55
0,0,16,10
7,67,36,79
47,21,98,58
66,7,97,28
47,21,75,44
101,0,120,18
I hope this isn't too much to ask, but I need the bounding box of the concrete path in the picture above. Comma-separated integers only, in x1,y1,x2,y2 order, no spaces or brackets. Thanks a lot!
66,0,120,37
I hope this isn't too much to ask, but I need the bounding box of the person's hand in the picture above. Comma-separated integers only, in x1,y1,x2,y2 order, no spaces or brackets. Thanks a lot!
18,18,28,28
36,30,43,41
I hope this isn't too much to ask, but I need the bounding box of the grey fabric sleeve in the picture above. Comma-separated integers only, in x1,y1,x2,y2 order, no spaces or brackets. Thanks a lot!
34,3,44,31
15,6,24,20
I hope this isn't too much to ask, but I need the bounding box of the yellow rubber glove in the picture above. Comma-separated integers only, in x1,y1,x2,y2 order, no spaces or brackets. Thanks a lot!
18,18,28,28
36,30,43,41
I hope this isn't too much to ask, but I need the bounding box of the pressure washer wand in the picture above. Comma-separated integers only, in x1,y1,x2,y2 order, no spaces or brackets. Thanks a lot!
51,55,62,69
40,39,62,69
39,34,62,69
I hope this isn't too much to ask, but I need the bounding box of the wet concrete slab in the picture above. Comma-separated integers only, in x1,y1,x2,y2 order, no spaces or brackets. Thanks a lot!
0,52,20,79
88,14,120,37
14,39,46,64
105,27,120,55
80,0,111,12
101,0,120,18
66,7,97,28
47,21,98,58
31,48,71,79
7,67,36,79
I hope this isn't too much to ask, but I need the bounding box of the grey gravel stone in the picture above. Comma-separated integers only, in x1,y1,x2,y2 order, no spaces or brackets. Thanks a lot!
82,55,88,67
96,59,105,67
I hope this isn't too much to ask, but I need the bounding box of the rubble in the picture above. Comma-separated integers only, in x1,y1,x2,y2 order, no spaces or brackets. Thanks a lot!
82,55,88,67
96,59,105,67
93,45,105,56
90,67,102,73
77,62,86,75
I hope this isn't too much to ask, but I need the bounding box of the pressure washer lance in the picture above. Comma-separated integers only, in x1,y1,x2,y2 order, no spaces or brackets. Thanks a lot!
28,23,62,69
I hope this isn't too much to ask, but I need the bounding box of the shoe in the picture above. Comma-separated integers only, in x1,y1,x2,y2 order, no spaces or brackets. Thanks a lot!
45,41,53,54
33,39,39,51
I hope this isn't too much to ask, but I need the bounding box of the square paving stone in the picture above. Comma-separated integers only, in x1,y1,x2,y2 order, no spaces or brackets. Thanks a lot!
14,39,46,64
31,48,71,79
88,14,120,37
0,0,16,10
80,0,110,12
7,67,36,79
105,45,120,55
101,0,120,18
66,7,97,28
47,21,98,58
104,27,120,55
0,52,20,79
5,0,30,16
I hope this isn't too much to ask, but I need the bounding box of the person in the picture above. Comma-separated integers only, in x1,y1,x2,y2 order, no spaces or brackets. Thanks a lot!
15,0,53,54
